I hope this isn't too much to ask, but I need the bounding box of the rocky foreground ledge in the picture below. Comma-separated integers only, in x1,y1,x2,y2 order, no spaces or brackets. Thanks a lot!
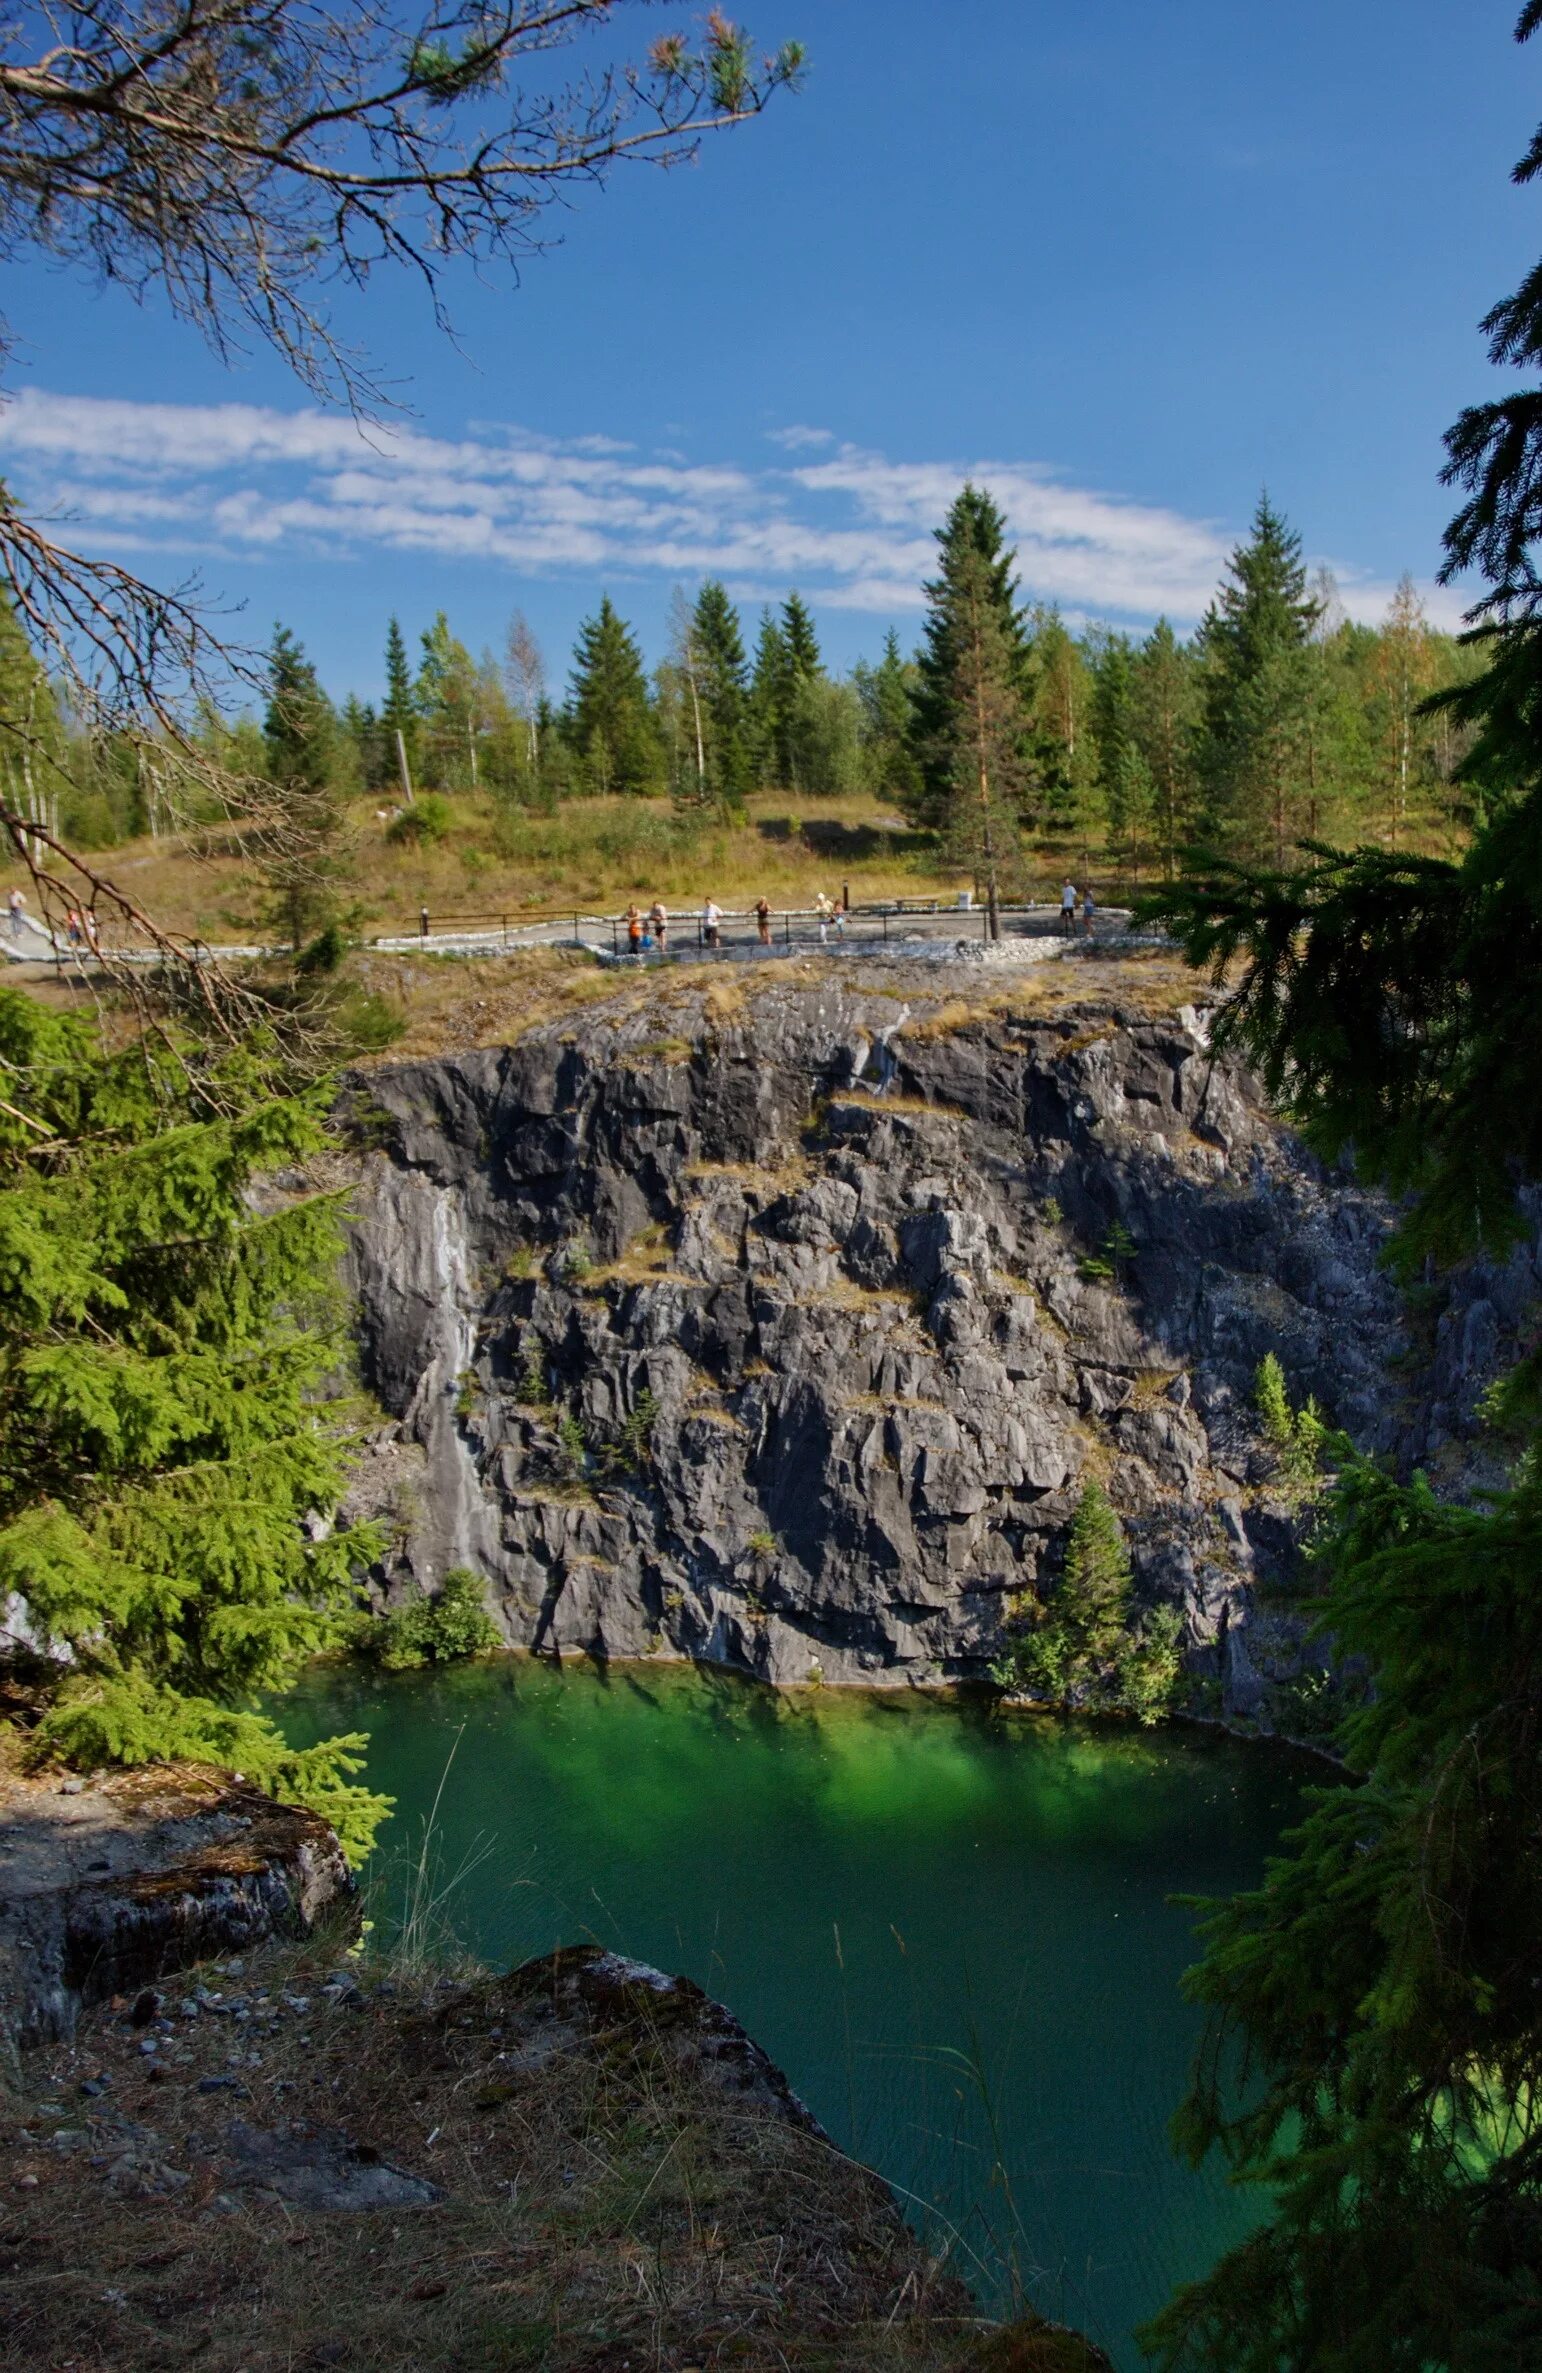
2,1888,1112,2371
0,1756,353,2053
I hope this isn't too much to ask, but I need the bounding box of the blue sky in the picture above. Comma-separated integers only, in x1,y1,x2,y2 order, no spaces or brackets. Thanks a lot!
2,0,1537,703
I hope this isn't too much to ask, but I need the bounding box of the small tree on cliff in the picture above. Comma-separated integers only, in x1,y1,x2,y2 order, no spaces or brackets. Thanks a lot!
994,1483,1182,1722
0,986,388,1861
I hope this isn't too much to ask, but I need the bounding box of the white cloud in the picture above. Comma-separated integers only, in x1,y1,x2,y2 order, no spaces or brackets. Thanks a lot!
766,423,837,451
0,387,1460,632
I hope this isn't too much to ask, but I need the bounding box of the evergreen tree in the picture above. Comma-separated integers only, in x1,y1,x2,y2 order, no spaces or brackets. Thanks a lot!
260,623,345,953
992,1483,1181,1723
925,534,1027,933
1197,494,1322,864
1141,21,1542,2360
1026,606,1100,846
781,590,822,681
340,693,386,794
0,987,388,1862
381,615,419,794
1132,619,1202,879
854,628,923,806
694,580,752,809
748,608,792,791
1091,632,1155,879
908,484,1030,831
779,591,826,794
568,596,661,796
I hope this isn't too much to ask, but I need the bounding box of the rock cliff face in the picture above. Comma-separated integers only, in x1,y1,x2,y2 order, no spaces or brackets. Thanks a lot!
337,968,1521,1721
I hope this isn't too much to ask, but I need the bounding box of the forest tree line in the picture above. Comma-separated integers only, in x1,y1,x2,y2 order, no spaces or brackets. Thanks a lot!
2,490,1481,890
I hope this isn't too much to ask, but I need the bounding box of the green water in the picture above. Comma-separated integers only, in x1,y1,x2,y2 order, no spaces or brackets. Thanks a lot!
280,1659,1306,2368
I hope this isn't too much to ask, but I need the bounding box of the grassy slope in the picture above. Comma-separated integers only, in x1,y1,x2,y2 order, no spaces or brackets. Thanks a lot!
81,788,1148,946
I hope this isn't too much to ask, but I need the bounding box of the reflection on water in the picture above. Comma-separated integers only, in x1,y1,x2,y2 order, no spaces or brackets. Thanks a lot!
279,1657,1306,2368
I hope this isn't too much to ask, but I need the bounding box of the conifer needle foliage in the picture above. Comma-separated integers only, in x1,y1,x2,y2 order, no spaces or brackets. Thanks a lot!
1138,13,1542,2363
0,988,388,1862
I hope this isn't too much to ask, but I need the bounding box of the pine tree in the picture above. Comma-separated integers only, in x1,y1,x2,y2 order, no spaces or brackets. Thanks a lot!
781,590,822,681
568,596,661,796
381,615,419,796
927,535,1027,934
1197,494,1322,865
260,623,346,954
0,987,388,1862
693,580,752,809
908,485,1030,831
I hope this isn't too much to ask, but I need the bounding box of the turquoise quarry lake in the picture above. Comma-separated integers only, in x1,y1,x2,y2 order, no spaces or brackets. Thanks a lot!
280,1659,1307,2367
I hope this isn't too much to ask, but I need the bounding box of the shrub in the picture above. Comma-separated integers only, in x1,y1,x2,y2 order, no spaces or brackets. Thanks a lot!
373,1569,500,1671
386,793,454,846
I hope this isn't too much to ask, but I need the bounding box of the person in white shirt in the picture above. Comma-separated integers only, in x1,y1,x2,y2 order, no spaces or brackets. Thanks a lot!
702,897,722,950
7,887,26,939
1060,879,1078,937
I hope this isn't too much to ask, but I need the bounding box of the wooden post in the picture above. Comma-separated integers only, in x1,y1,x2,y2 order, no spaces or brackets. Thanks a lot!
395,730,415,804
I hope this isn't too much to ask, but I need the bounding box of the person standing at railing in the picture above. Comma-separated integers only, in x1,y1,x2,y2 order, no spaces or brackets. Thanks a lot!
702,897,722,951
626,903,643,955
1060,879,1078,937
755,896,771,946
7,887,26,939
816,890,833,945
420,903,430,942
650,900,669,953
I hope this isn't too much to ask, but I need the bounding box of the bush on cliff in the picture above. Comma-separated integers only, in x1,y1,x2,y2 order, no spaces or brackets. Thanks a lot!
369,1569,501,1670
993,1484,1183,1724
0,986,388,1863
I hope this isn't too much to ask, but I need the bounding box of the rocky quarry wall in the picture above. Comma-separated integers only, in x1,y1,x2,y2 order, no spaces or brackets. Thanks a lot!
336,973,1537,1726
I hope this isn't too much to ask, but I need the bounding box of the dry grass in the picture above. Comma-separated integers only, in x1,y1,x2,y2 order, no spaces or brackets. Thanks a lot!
2,1931,1097,2373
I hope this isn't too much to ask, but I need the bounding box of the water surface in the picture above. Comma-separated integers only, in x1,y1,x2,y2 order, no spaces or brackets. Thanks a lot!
281,1659,1304,2367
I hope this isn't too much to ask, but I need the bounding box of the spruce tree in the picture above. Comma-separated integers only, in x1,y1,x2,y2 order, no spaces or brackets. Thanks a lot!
693,580,752,809
381,615,419,794
908,484,1030,831
0,987,388,1861
748,608,792,791
568,596,661,796
1027,609,1101,849
260,623,346,954
1140,19,1542,2361
855,628,923,806
1132,618,1201,879
780,591,825,794
1197,494,1322,865
926,535,1026,933
1091,633,1155,880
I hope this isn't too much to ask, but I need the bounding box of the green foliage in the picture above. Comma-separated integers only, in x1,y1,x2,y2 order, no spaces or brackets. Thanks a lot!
604,1389,658,1478
260,621,350,952
386,792,454,845
370,1569,500,1673
0,987,388,1863
992,1485,1182,1725
569,597,662,797
1142,31,1542,2360
1078,1220,1138,1282
556,1410,587,1478
1253,1353,1327,1496
515,1339,548,1405
907,483,1031,836
1197,495,1322,866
